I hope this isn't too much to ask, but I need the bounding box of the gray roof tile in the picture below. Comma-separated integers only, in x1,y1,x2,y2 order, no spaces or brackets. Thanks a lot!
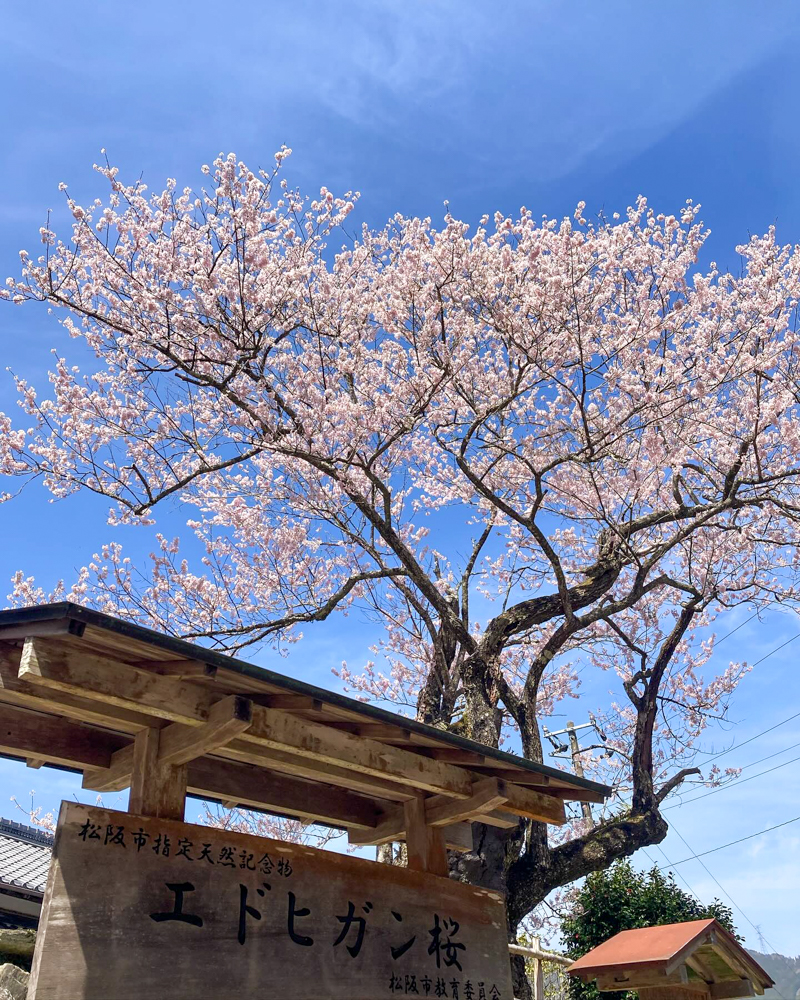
0,819,53,895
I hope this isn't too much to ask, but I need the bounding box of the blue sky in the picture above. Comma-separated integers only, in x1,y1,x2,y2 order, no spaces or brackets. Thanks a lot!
2,0,800,955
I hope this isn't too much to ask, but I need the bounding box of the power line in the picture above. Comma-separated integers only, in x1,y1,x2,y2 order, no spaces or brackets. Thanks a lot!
649,842,707,899
623,786,786,965
644,816,784,971
693,708,800,763
662,813,800,868
665,749,800,809
689,617,800,763
665,820,787,986
735,739,800,772
751,630,800,666
713,610,760,647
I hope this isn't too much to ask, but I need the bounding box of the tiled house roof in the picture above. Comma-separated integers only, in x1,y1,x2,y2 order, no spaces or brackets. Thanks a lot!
0,819,53,896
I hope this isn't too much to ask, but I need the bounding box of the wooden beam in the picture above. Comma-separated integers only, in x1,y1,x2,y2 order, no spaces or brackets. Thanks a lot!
128,727,187,821
497,784,566,825
0,701,385,834
25,758,44,769
708,941,758,983
353,724,411,742
425,777,510,827
151,660,217,680
348,809,517,847
348,808,406,847
404,797,448,876
0,618,85,639
83,695,254,792
348,816,472,852
349,780,514,847
245,706,477,798
470,810,520,829
261,694,324,712
0,702,126,770
542,784,607,804
686,954,718,984
186,757,381,831
159,695,253,766
20,637,217,724
217,741,418,802
638,988,709,1000
18,638,574,821
710,982,755,999
428,749,490,765
0,646,162,734
597,968,693,991
441,823,473,853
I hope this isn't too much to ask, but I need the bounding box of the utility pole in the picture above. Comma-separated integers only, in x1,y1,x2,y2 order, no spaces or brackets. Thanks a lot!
566,720,593,823
543,720,595,824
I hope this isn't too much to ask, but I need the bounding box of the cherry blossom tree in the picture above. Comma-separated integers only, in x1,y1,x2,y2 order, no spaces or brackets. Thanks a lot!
4,153,800,990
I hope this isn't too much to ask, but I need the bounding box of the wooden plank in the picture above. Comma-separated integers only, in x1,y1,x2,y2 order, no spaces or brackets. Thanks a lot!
638,988,710,1000
404,796,448,876
29,802,514,1000
26,758,44,769
186,757,381,831
425,777,510,827
0,702,127,770
128,728,187,821
709,982,755,999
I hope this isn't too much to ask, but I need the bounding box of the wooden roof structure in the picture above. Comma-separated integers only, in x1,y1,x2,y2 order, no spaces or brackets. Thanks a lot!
568,920,774,1000
0,602,609,876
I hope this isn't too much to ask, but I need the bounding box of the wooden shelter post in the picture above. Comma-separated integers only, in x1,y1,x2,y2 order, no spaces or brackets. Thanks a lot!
403,796,448,876
128,727,187,821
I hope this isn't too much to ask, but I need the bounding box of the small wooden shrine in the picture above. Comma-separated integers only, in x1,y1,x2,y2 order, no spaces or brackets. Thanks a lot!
568,919,774,1000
